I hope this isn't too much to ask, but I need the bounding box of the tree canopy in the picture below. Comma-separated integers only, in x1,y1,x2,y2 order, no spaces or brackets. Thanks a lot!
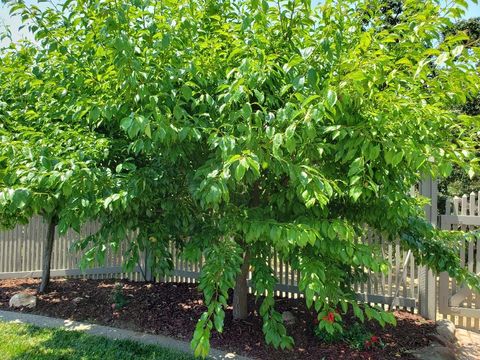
1,0,480,357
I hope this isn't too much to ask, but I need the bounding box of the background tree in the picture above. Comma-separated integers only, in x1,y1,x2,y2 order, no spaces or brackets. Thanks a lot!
439,16,480,198
1,1,480,359
374,1,480,197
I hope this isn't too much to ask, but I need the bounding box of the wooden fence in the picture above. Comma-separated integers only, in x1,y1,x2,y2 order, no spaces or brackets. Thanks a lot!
0,218,143,281
439,192,480,331
0,192,479,331
0,218,420,304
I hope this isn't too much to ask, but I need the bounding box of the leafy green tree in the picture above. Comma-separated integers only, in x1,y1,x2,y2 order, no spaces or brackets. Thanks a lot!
0,0,188,291
0,45,109,292
1,0,480,358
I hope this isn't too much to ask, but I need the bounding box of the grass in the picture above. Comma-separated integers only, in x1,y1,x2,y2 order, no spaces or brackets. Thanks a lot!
0,322,195,360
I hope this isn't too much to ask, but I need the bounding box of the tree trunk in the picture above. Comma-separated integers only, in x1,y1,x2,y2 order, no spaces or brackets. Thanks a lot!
233,251,250,320
232,181,259,320
38,216,57,294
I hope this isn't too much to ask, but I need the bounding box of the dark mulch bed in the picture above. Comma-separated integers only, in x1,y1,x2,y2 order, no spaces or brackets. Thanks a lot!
0,278,434,359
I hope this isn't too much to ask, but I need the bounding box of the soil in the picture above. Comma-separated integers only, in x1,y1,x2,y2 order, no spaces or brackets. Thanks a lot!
0,278,435,359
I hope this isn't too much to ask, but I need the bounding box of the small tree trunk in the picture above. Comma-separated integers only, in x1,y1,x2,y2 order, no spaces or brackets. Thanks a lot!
38,216,57,294
233,251,250,320
232,182,258,320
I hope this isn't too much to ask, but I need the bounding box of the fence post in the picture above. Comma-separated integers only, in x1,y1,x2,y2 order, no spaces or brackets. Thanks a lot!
418,177,438,321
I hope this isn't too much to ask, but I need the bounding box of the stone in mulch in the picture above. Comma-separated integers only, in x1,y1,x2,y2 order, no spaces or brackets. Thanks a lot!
281,311,296,325
410,343,456,360
410,319,457,360
9,293,37,309
436,319,456,344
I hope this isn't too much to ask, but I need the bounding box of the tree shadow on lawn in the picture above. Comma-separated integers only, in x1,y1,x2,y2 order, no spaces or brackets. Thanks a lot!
6,323,194,360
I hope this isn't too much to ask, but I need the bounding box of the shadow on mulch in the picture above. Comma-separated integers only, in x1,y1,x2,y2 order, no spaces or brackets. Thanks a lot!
0,278,434,360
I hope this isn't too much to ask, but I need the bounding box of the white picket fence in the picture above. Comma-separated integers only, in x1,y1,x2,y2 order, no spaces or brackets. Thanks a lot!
0,218,422,307
0,191,479,331
439,192,480,331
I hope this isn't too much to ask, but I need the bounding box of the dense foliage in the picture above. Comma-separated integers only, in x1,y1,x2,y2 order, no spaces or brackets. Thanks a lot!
1,0,479,357
374,2,480,198
439,16,480,198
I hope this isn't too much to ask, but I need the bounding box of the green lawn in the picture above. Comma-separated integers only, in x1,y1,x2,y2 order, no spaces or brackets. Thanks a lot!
0,322,195,360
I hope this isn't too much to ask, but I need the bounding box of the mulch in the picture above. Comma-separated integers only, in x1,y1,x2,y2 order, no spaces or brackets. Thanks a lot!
0,278,435,359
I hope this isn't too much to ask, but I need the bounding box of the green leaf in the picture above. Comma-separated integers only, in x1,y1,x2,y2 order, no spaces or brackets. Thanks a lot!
144,123,152,139
241,103,252,120
352,303,365,323
380,311,397,326
435,52,449,66
326,89,337,108
349,186,362,202
384,150,395,165
272,133,283,156
348,157,364,176
307,68,318,86
439,162,453,177
12,189,30,209
181,85,192,100
235,159,248,181
214,311,225,332
62,183,72,197
359,32,371,50
467,167,475,179
120,116,132,132
451,45,464,58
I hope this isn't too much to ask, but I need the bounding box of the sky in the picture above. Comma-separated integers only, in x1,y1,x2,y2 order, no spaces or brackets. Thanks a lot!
0,0,479,47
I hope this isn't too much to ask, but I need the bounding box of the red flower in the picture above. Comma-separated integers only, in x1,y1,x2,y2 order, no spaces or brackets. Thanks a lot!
322,312,335,324
371,336,379,343
364,340,371,348
328,312,335,322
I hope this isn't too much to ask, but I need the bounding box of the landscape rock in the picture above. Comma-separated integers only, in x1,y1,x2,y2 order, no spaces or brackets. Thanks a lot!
436,319,456,344
410,343,456,360
9,293,37,309
428,333,454,348
282,311,296,325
